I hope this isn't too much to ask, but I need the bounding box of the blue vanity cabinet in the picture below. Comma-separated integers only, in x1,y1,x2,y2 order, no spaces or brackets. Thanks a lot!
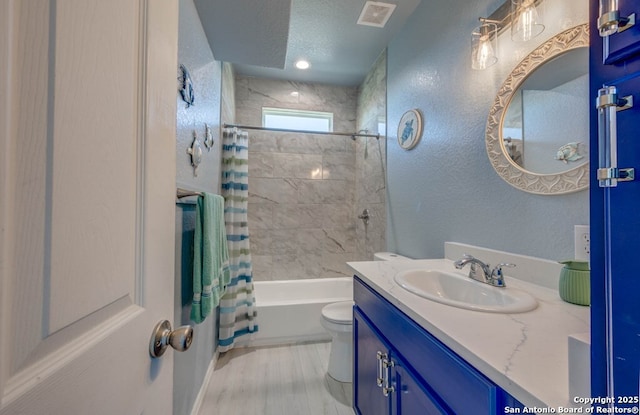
354,308,448,414
353,276,525,415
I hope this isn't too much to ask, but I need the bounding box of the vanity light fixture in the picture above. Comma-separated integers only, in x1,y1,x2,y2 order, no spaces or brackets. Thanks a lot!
510,0,544,42
471,0,545,69
471,20,499,70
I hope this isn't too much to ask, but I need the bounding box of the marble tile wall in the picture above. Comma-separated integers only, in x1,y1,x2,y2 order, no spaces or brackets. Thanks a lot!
355,51,387,262
235,76,360,281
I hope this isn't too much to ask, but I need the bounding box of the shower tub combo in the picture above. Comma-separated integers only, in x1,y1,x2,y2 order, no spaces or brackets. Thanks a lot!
237,277,353,348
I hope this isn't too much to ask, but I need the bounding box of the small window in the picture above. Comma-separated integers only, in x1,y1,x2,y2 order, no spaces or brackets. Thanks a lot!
262,107,333,132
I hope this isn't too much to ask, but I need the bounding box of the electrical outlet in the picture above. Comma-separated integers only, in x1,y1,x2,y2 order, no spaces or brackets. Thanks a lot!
574,225,590,261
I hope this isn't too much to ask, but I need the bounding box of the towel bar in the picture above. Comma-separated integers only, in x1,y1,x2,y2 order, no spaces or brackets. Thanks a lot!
177,188,203,198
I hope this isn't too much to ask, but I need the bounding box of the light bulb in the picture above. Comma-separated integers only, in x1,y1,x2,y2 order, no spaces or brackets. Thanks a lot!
476,37,495,69
472,23,498,70
511,0,544,42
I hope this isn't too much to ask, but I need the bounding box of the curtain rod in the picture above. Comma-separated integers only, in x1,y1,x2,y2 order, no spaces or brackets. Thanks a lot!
223,123,380,139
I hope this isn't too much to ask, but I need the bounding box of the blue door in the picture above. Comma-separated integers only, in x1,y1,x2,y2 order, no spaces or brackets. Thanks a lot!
590,0,640,408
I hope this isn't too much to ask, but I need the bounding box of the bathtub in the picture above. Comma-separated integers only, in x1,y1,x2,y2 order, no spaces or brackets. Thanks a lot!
236,277,353,348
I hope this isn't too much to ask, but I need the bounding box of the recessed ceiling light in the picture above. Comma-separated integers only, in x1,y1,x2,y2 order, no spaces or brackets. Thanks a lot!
295,60,310,70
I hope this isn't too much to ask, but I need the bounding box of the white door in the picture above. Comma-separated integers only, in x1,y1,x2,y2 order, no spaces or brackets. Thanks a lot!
0,1,178,414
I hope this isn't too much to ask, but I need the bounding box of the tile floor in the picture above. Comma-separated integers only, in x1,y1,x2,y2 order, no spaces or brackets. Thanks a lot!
198,342,355,415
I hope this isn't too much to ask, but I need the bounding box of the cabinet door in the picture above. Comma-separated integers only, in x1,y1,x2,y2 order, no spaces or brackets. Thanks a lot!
392,358,450,415
591,0,640,404
354,308,390,415
591,74,640,404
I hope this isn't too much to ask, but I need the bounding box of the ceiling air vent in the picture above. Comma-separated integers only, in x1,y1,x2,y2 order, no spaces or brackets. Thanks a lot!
357,1,397,28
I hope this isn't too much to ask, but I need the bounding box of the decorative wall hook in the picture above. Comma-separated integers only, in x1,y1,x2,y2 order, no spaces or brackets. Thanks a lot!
179,64,195,108
187,131,202,177
204,123,214,151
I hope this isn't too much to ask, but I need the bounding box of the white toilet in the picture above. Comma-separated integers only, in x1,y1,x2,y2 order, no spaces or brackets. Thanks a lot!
320,300,354,382
320,252,411,383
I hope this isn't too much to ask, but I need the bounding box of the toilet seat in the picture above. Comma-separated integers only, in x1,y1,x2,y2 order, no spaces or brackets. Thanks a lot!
321,301,353,325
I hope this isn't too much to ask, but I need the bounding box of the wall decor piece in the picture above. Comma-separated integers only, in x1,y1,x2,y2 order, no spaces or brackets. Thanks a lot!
179,64,195,107
203,123,214,151
555,142,583,164
186,130,202,176
397,109,423,150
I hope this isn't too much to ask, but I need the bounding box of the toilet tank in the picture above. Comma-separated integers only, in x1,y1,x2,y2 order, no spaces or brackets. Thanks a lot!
374,252,411,261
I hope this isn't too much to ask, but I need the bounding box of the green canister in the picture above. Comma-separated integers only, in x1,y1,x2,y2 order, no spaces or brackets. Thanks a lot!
558,260,590,306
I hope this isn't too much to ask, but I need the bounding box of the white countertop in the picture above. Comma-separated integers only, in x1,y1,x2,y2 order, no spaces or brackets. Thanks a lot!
348,254,590,409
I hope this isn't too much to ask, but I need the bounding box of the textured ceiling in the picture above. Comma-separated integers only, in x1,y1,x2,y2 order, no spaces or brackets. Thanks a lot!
194,0,292,69
194,0,422,86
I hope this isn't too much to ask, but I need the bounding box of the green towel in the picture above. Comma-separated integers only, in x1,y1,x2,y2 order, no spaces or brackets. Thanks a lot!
191,193,230,324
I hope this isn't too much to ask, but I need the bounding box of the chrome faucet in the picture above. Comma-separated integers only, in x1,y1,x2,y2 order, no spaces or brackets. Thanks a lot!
453,254,515,288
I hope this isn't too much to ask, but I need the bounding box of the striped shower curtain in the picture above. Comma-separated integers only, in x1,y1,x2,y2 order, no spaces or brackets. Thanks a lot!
218,127,258,352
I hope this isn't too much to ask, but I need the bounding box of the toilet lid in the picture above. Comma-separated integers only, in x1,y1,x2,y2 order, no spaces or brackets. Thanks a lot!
322,301,354,325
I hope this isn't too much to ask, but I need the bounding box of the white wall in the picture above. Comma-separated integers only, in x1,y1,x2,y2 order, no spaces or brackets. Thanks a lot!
386,0,589,263
174,0,224,413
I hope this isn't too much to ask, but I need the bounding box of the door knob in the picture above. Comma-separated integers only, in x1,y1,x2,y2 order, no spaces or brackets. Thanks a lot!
149,320,194,358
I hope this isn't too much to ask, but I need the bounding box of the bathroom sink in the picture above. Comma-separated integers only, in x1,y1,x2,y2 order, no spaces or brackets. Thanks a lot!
394,269,538,313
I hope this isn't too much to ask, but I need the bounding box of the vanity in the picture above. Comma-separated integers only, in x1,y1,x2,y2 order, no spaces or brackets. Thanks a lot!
349,243,590,414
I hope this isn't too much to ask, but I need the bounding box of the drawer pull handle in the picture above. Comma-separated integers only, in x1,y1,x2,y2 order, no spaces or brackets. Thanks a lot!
376,351,385,387
596,86,635,187
383,359,395,396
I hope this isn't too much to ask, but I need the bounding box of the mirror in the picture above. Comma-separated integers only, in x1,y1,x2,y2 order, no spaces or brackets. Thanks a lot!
503,48,589,173
486,23,589,195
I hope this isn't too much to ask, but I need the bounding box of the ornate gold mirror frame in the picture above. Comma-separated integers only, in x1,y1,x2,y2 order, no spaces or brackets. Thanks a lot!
485,23,589,195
